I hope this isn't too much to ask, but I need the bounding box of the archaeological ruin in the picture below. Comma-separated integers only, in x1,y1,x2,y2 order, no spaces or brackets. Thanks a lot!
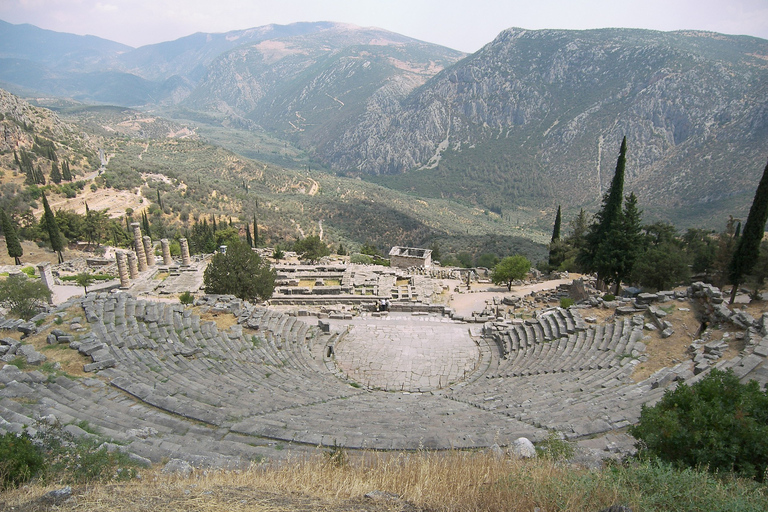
2,233,768,468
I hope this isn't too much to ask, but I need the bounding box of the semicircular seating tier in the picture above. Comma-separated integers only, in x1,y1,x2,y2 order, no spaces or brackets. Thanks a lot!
0,292,739,466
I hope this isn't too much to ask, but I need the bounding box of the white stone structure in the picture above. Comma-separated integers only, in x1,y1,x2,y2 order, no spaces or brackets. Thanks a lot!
388,246,432,269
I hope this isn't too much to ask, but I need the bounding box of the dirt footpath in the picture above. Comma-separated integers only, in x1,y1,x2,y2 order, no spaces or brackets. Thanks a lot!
447,278,576,317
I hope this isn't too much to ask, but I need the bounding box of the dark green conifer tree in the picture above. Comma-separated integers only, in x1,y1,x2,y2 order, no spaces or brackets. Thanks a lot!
50,161,62,184
253,214,259,247
61,160,72,181
0,208,23,265
245,222,253,248
578,137,628,287
551,206,562,243
548,205,563,268
40,192,64,263
729,159,768,303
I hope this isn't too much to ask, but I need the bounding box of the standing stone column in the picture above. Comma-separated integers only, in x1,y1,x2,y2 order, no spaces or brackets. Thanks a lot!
179,238,191,266
131,223,147,271
36,263,55,304
161,239,173,266
143,236,154,267
127,251,139,280
116,252,130,289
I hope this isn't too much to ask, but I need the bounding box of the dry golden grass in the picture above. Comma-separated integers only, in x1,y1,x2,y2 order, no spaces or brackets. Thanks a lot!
0,452,636,512
196,308,239,331
15,305,92,378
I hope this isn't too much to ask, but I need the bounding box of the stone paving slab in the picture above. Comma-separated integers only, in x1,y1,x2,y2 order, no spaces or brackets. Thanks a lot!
333,320,479,392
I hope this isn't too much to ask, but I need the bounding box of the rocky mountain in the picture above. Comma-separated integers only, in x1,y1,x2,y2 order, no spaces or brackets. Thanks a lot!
319,28,768,227
0,20,462,110
1,20,766,229
184,26,463,147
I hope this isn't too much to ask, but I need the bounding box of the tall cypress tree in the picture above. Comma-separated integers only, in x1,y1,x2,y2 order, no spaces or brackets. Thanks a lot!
41,192,64,263
551,206,562,243
0,208,23,265
252,214,259,247
729,159,768,303
548,205,563,268
50,161,62,184
61,160,72,181
245,222,253,248
578,136,628,288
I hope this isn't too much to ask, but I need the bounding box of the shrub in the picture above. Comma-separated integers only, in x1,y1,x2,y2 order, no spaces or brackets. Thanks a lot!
603,293,615,301
179,291,194,305
560,297,575,308
535,431,575,461
630,368,768,480
0,432,45,489
0,274,51,319
350,253,373,264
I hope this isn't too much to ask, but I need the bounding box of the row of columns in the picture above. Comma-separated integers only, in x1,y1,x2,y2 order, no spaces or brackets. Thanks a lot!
117,222,191,289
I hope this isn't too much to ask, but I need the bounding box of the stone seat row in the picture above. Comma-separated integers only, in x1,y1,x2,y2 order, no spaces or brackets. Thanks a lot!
0,376,261,466
493,316,643,378
449,359,663,439
77,295,358,422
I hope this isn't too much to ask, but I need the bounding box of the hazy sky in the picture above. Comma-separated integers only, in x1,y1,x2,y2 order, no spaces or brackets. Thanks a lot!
2,0,767,52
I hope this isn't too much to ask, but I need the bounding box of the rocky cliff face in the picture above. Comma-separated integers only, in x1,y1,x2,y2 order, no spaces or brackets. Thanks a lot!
183,25,464,149
317,29,768,222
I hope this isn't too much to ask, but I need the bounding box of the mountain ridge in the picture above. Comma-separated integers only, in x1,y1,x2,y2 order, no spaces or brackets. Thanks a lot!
0,20,766,230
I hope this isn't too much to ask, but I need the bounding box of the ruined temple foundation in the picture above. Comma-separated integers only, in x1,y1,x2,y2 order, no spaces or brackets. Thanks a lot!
161,239,173,266
179,238,191,266
131,223,148,271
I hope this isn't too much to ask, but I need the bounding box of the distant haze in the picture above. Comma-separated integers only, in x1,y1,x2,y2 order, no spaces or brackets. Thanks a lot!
1,0,767,52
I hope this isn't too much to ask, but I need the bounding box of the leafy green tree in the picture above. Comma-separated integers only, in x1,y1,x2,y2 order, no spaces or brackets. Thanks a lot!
632,243,690,291
40,192,64,263
456,251,473,268
203,239,275,301
0,208,23,265
214,226,241,249
475,253,499,269
429,242,441,262
294,235,330,262
682,228,717,275
492,255,531,291
630,369,768,481
360,242,380,256
0,273,51,319
632,221,689,290
75,271,95,294
729,159,768,303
